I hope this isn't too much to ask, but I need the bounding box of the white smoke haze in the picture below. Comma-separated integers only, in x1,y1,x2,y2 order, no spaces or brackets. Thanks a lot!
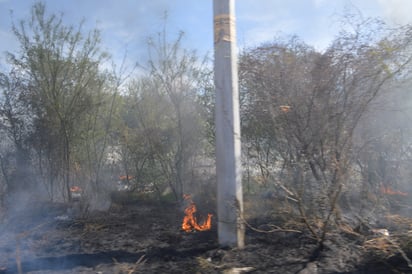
0,2,411,273
378,0,412,25
355,77,412,203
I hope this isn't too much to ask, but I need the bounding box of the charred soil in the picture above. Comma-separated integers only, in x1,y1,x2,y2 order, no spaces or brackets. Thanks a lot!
0,198,411,274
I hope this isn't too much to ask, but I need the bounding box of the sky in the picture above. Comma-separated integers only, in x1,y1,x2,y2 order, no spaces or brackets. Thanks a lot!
0,0,412,70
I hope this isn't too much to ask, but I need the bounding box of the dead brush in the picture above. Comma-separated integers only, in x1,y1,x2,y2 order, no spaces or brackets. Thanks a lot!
363,236,398,256
363,234,412,269
81,222,107,236
196,256,226,272
397,232,412,251
283,217,310,231
14,221,52,274
385,214,412,230
196,256,255,273
338,222,363,238
241,196,303,234
112,254,146,274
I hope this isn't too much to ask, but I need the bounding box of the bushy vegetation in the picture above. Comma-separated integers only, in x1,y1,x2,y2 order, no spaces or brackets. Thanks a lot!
0,3,411,250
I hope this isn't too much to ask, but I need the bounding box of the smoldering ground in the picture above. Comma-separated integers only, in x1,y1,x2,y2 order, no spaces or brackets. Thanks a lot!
0,186,411,274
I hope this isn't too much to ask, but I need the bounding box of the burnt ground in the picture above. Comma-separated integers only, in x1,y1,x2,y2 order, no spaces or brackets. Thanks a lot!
0,196,411,274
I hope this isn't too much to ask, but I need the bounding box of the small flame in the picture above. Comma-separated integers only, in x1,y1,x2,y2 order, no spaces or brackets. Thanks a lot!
119,175,133,180
70,186,82,192
380,186,408,196
279,105,291,113
182,194,212,232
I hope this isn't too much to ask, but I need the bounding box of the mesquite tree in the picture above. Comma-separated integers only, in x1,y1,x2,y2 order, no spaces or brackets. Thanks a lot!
239,15,412,242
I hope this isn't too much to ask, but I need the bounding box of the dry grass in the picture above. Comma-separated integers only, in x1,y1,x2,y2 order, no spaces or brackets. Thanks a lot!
339,223,363,238
363,232,412,270
385,214,412,230
112,255,146,274
363,236,398,256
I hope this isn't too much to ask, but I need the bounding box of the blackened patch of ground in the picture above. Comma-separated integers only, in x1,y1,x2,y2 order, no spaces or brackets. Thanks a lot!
0,199,411,273
4,251,144,273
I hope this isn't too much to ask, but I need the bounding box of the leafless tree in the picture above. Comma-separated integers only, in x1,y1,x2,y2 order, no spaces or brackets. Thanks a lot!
239,14,412,244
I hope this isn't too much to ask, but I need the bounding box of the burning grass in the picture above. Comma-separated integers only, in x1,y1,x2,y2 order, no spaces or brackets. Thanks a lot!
181,194,212,232
380,186,408,197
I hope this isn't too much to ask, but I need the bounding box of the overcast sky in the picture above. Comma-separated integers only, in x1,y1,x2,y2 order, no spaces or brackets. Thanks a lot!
1,0,411,69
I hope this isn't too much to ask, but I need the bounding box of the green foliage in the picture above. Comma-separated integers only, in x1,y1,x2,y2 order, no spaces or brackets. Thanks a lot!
1,2,111,201
115,28,211,201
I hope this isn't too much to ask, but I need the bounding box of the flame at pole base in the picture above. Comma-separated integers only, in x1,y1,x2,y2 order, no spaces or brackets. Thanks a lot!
182,194,213,232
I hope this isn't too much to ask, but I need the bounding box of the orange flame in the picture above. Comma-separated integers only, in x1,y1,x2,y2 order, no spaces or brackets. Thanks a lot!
380,186,408,196
119,175,133,180
279,105,291,113
182,194,212,232
70,186,82,192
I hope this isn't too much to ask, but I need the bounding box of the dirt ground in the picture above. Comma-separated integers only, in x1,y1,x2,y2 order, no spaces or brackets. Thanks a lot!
0,196,411,274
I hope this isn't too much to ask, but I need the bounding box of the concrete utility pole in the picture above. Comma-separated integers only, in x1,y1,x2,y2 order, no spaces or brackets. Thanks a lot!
213,0,244,248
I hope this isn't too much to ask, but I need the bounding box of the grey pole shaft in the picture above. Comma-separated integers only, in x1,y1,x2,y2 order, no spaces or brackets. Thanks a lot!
213,0,245,248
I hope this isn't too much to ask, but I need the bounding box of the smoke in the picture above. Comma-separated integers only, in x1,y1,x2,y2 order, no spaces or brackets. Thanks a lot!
378,0,412,25
354,78,412,218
